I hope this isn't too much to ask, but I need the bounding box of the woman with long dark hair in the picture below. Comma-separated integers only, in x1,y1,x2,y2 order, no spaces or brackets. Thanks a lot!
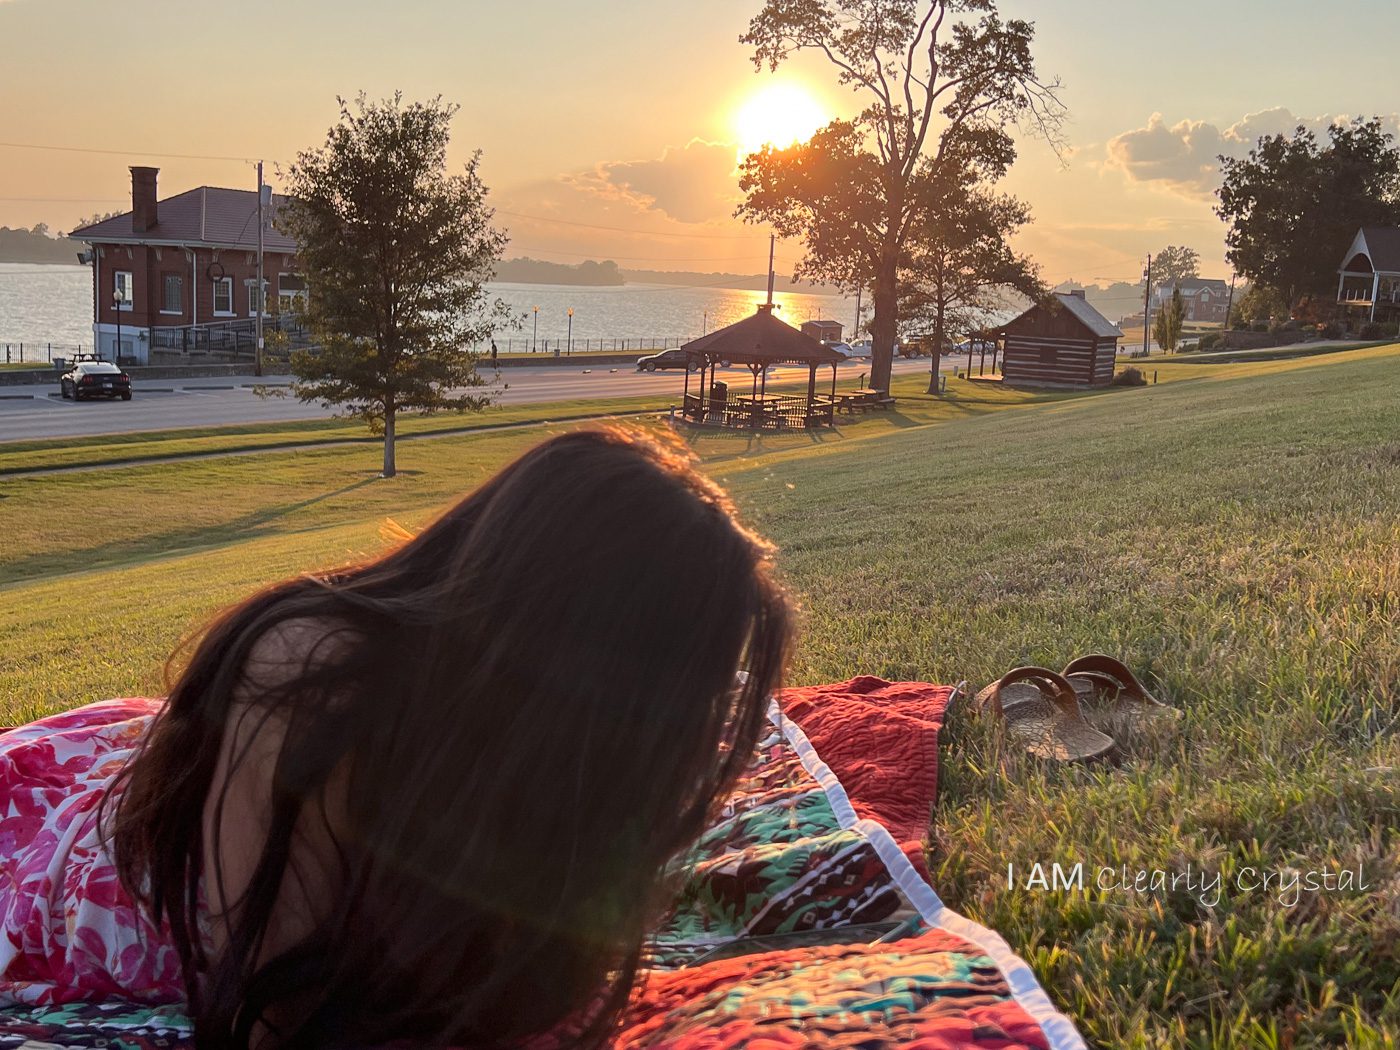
0,428,793,1048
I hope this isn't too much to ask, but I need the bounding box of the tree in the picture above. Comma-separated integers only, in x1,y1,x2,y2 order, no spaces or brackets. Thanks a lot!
1152,287,1185,351
1150,245,1200,289
1231,283,1286,329
68,210,122,233
899,157,1042,392
279,94,511,477
1216,117,1400,311
737,0,1063,394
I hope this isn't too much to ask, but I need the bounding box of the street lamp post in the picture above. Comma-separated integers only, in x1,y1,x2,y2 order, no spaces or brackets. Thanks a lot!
532,306,539,352
567,307,573,357
113,288,123,364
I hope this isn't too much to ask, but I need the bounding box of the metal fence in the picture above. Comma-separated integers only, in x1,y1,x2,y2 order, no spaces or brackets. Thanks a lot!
5,331,697,365
485,335,694,354
1,343,86,365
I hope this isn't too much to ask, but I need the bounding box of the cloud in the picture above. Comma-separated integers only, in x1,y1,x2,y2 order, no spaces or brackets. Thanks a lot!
1106,108,1400,198
566,139,741,224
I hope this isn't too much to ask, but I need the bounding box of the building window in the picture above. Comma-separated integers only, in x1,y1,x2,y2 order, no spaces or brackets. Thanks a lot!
212,277,233,315
277,273,308,316
246,279,268,317
161,274,183,314
114,271,133,310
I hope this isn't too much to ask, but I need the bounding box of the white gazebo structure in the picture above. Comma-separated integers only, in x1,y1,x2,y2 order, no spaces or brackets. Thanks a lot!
1337,226,1400,323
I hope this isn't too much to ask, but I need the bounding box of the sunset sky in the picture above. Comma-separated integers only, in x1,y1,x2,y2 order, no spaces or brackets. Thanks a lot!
3,0,1398,286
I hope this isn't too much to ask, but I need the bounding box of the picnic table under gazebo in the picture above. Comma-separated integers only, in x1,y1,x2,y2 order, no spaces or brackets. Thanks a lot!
677,306,848,430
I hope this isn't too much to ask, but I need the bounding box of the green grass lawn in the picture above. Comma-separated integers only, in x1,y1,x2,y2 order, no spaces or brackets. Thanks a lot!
1,345,1398,1046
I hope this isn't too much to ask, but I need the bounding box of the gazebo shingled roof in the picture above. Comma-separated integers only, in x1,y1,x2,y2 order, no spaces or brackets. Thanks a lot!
681,308,845,365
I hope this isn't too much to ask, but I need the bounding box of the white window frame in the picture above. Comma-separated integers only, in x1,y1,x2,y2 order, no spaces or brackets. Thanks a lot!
160,273,184,316
212,277,234,317
246,278,270,318
114,271,133,311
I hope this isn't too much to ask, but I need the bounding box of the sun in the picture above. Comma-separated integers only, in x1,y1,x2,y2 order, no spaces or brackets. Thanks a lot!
734,83,827,155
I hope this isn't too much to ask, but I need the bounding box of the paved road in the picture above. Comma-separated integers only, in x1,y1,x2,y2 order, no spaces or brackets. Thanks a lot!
0,358,936,443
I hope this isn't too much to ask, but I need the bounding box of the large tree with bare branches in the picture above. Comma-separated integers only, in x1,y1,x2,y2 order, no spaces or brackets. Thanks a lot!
738,0,1063,393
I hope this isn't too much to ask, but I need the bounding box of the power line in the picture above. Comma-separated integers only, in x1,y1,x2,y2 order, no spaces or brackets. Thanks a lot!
0,140,255,163
0,196,127,203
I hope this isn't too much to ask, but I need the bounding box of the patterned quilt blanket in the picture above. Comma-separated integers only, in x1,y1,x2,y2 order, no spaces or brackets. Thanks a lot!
0,678,1085,1050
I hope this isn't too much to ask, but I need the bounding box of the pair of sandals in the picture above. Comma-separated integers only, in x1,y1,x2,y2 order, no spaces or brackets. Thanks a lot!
973,654,1180,763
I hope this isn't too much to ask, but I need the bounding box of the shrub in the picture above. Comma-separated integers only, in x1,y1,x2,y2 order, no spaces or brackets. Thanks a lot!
1111,366,1147,387
1251,322,1270,333
1198,333,1222,351
1359,321,1399,340
1321,321,1344,339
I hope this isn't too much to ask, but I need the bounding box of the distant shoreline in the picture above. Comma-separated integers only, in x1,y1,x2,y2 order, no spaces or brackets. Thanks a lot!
0,255,847,297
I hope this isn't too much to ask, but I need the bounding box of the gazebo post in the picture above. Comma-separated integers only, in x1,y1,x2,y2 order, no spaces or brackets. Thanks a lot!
750,364,760,430
806,364,816,426
683,356,692,420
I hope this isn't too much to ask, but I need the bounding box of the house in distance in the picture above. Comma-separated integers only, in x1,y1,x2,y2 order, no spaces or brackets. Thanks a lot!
993,290,1122,389
1150,278,1230,323
69,167,302,364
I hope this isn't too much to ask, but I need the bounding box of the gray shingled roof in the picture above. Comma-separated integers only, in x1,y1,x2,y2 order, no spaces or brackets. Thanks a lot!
1358,226,1400,273
1052,293,1122,338
69,186,298,252
681,308,845,365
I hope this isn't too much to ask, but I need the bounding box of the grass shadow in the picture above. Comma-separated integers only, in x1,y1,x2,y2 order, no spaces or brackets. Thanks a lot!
0,476,382,588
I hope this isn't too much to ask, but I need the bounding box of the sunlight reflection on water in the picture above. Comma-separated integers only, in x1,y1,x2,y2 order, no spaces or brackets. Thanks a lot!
0,265,857,353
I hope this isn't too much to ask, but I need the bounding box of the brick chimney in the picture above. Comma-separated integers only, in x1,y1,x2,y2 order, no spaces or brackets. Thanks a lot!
130,166,159,233
1069,288,1086,299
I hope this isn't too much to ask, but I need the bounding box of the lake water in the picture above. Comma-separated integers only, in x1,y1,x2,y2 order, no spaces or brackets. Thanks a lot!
0,264,858,357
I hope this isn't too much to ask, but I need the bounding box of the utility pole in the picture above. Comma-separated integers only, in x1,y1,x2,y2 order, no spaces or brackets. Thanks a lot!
255,160,265,377
1223,273,1237,335
1142,254,1152,357
853,286,862,341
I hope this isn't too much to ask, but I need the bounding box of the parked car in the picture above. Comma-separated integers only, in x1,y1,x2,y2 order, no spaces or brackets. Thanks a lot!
822,341,857,359
953,338,997,355
637,348,702,372
60,358,132,401
897,341,927,358
844,341,873,358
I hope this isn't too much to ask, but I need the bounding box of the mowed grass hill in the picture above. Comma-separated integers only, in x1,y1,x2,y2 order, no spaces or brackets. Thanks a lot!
2,346,1398,1047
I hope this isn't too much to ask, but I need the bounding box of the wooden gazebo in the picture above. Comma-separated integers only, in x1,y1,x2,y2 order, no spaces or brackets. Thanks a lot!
679,307,845,429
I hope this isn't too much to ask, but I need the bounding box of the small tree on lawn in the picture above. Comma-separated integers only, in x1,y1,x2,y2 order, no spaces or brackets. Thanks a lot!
899,166,1043,393
1153,287,1185,352
279,94,511,477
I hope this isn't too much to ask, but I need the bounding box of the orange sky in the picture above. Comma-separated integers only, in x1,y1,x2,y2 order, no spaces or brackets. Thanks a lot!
3,0,1398,285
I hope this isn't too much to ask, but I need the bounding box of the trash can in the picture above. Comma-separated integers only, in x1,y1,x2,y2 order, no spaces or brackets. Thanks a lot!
710,380,728,405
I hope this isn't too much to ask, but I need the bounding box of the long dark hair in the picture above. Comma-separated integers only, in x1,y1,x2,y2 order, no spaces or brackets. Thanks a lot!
111,428,793,1049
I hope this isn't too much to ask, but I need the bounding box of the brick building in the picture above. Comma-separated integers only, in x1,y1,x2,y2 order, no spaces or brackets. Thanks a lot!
1150,278,1230,324
69,167,301,363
